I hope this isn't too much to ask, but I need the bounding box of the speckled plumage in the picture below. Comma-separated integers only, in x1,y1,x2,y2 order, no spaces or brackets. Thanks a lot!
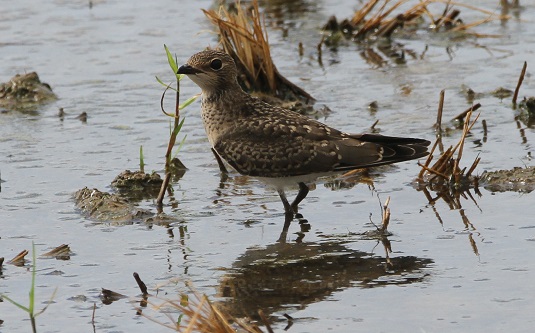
178,50,430,222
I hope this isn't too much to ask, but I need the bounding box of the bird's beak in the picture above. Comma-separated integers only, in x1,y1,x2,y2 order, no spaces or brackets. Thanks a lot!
177,64,203,75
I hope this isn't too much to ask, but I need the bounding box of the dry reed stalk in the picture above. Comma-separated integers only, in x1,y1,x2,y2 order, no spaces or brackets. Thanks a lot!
332,0,509,42
435,89,445,132
452,103,481,123
420,110,480,184
351,0,380,26
381,196,391,232
433,0,510,17
142,291,265,333
512,61,527,107
204,0,313,101
354,0,430,39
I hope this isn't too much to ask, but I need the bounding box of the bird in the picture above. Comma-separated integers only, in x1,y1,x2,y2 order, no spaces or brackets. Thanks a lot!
177,49,430,232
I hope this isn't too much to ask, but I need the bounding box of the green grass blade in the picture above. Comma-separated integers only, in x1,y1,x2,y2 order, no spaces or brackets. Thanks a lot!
155,75,167,86
0,295,30,313
35,287,58,317
139,145,145,172
172,135,188,158
155,76,179,92
172,117,186,136
164,44,178,74
179,95,198,110
29,242,36,316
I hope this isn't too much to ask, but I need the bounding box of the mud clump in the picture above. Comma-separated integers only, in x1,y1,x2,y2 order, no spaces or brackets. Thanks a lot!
480,166,535,193
74,187,153,223
491,87,513,99
111,170,163,200
0,72,57,110
74,170,164,223
519,97,535,115
517,96,535,127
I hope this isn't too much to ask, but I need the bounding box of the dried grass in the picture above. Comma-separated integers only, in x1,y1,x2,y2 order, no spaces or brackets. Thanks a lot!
419,111,481,187
416,90,482,208
324,0,509,41
141,289,266,333
203,0,314,102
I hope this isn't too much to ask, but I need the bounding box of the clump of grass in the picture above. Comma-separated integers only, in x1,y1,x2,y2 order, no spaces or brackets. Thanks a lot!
416,91,481,208
131,273,272,332
322,0,509,44
141,288,268,333
204,0,314,103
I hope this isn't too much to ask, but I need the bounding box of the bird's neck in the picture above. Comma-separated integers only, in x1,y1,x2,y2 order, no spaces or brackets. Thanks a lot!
200,86,250,147
201,84,246,104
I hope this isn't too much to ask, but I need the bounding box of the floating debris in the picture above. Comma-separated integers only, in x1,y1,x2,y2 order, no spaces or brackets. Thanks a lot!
41,244,72,260
76,111,88,123
100,288,127,305
7,250,29,266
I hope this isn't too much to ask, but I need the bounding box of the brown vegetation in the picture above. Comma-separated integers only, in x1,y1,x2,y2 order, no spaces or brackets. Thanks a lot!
203,0,314,102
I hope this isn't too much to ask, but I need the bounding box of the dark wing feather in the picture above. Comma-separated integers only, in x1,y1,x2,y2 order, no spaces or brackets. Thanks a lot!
333,134,431,171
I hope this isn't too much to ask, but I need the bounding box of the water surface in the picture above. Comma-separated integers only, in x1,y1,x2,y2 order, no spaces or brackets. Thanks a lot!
1,1,534,332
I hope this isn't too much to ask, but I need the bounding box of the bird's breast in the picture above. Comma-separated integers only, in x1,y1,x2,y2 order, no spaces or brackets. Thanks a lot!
200,100,238,147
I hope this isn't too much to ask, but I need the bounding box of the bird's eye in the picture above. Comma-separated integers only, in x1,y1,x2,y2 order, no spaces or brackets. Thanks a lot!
210,58,223,70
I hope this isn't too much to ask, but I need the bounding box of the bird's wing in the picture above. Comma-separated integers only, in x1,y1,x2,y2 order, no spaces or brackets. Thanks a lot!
213,132,339,177
214,99,430,177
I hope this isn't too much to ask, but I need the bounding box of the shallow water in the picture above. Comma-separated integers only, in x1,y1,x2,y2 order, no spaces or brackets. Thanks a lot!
1,1,534,332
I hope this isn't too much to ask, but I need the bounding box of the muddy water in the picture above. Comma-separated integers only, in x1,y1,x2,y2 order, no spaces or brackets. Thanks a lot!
1,1,534,332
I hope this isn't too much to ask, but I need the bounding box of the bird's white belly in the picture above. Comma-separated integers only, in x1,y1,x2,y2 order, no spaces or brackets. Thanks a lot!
256,172,339,191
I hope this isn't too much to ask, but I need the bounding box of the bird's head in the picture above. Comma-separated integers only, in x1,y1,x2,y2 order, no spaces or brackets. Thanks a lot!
177,50,239,95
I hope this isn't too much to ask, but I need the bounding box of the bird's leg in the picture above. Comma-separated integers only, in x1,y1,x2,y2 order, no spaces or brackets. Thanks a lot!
277,188,293,217
277,189,293,243
290,182,310,214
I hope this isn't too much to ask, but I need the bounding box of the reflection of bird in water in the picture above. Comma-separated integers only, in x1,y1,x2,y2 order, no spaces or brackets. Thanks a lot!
178,50,430,237
217,241,433,319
